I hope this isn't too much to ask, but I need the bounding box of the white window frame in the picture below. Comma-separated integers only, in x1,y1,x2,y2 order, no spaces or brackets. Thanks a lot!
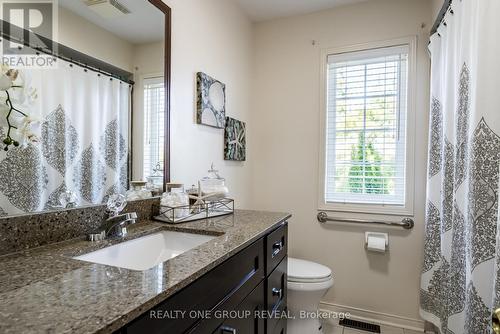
317,37,416,216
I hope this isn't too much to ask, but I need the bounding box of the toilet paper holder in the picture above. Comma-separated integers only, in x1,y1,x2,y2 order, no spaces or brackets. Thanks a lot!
365,232,388,249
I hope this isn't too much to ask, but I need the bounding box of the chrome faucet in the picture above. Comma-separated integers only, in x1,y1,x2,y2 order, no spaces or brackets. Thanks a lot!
88,195,138,241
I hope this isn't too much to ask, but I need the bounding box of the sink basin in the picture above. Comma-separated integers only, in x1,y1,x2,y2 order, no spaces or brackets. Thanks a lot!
73,230,215,271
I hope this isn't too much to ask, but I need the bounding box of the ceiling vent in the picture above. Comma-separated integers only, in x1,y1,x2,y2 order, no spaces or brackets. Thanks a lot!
84,0,131,18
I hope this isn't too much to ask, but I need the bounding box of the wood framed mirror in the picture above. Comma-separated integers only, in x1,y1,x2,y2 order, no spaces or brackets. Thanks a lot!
148,0,171,190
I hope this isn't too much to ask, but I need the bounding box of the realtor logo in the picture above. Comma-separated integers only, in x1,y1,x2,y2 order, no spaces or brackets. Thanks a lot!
0,0,58,68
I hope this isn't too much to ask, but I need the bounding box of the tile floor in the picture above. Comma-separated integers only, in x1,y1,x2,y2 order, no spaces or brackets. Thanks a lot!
323,321,423,334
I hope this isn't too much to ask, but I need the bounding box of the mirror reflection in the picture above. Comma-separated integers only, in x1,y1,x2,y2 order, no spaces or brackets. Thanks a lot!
0,0,166,217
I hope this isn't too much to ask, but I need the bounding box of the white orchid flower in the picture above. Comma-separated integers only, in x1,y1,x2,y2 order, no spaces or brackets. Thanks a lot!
10,116,39,147
0,74,13,91
0,68,39,150
23,115,40,133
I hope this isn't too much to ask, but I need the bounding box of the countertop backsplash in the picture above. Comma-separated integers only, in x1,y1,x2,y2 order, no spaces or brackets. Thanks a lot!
0,197,161,256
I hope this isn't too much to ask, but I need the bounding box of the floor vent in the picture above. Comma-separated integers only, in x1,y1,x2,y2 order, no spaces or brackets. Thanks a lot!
339,319,381,333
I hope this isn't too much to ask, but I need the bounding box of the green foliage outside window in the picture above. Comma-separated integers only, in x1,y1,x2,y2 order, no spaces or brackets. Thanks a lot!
348,132,389,194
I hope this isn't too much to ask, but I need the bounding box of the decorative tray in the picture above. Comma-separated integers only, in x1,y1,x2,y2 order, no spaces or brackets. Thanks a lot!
153,198,234,224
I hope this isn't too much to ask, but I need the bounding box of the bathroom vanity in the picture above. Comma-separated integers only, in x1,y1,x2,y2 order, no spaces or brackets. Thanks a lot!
0,209,290,334
121,217,288,334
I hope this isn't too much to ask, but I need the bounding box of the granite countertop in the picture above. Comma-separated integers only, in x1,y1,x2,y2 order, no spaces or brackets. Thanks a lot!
0,210,290,334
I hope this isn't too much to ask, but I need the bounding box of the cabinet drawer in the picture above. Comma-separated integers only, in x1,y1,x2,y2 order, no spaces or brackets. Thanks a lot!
125,238,265,334
266,257,287,333
188,278,266,334
265,223,287,275
211,281,265,334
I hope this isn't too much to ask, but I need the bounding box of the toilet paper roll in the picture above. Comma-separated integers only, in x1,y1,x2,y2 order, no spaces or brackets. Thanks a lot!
366,234,387,253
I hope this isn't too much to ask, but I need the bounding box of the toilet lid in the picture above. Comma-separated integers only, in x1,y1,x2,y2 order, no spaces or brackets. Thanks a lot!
288,257,332,282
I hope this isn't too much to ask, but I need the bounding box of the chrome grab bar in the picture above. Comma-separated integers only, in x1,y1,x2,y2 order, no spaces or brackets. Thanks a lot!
317,212,414,230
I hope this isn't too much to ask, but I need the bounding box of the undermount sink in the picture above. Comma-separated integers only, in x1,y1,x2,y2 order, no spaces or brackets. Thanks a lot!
73,230,216,271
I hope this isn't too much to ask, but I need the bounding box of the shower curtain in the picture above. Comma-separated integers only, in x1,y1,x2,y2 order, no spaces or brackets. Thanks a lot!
420,0,500,333
0,58,130,216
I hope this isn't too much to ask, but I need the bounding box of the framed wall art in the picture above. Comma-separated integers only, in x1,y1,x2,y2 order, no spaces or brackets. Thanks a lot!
224,117,246,161
196,72,226,128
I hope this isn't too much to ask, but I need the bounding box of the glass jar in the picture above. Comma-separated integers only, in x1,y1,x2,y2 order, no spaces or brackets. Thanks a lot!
161,183,189,219
146,162,164,196
186,184,199,206
126,181,152,200
199,163,229,199
146,176,163,196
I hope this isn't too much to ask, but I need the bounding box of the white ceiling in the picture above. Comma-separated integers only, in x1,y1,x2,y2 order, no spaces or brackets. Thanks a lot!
59,0,164,44
233,0,370,22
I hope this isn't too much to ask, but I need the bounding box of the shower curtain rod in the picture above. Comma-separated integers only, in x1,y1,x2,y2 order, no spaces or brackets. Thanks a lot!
0,20,134,84
430,0,453,36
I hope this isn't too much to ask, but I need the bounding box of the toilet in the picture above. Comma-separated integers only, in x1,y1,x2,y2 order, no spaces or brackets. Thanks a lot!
287,257,334,334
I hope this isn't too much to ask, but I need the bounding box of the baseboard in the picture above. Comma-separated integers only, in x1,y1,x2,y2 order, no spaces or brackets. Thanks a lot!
319,301,425,332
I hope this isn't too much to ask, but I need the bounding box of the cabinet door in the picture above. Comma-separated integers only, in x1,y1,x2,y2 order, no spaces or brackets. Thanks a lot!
265,223,287,275
266,257,287,333
213,281,265,334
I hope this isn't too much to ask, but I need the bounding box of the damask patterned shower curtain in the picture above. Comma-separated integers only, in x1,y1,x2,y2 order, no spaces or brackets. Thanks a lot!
420,0,500,333
0,58,130,216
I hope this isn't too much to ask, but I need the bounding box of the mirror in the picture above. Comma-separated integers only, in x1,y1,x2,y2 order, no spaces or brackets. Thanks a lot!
0,0,170,217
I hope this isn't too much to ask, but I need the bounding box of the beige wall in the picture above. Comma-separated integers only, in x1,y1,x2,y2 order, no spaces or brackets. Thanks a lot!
58,7,134,71
251,0,432,322
162,0,254,207
133,42,164,77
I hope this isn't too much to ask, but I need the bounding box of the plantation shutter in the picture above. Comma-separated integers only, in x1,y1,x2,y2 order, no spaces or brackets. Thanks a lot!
143,77,165,180
325,45,409,205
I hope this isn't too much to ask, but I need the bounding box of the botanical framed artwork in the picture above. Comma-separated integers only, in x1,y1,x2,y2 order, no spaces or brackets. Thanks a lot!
224,117,246,161
196,72,226,128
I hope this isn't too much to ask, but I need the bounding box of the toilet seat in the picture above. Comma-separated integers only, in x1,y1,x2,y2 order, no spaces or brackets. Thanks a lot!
289,275,332,283
288,258,333,284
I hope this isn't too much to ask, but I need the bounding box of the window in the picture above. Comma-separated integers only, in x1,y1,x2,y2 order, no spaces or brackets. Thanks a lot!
319,41,415,215
143,77,164,182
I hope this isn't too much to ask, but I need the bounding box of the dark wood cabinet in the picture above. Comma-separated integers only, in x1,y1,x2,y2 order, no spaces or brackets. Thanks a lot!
121,221,288,334
266,258,287,334
265,224,287,275
212,281,266,334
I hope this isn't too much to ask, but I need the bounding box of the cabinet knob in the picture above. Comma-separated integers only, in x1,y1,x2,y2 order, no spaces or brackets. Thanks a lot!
220,326,237,334
272,241,283,258
272,287,283,299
